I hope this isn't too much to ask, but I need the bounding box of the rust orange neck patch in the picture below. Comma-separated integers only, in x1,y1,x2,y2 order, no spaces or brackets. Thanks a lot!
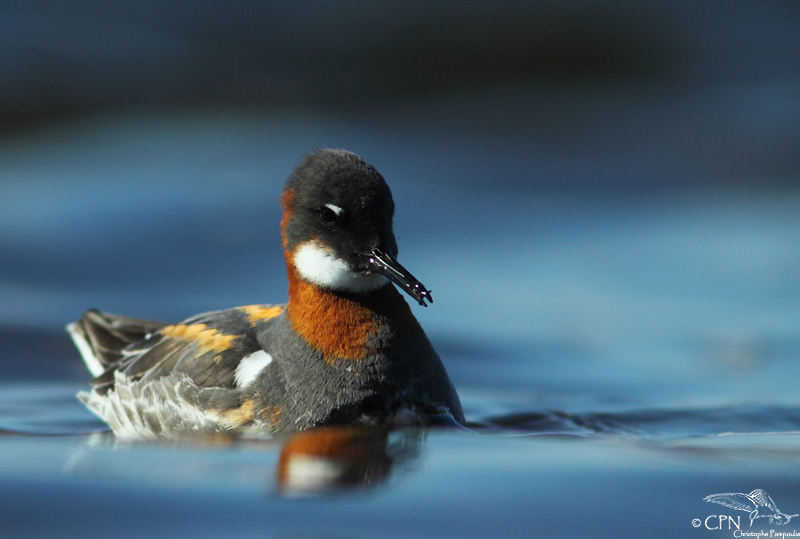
280,189,295,250
285,255,383,364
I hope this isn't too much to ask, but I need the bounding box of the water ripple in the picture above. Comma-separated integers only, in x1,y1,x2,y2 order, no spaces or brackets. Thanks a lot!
0,383,106,436
3,383,800,442
472,406,800,439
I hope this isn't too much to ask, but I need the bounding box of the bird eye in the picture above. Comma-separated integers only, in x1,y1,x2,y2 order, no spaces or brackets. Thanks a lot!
318,206,338,226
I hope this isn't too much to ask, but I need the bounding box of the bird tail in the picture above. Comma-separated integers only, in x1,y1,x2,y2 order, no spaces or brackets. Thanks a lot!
67,310,167,377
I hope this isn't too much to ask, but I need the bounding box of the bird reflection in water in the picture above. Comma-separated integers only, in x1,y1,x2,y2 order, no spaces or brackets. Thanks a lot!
65,425,426,497
276,426,423,496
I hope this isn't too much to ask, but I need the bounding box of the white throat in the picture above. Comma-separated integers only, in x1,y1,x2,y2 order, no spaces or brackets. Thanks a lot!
293,241,388,293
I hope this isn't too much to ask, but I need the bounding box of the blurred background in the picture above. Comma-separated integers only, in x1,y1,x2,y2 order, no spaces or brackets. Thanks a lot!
1,0,799,408
3,0,799,185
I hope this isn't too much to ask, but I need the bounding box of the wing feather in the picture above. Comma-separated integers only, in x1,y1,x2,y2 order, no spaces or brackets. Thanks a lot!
121,338,187,379
75,305,283,395
704,493,757,512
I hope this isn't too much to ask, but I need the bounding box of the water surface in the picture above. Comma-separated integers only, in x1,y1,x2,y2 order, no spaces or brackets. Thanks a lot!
2,112,800,538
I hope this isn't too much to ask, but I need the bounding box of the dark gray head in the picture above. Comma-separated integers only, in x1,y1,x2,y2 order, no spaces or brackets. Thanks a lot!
282,149,397,259
281,149,432,306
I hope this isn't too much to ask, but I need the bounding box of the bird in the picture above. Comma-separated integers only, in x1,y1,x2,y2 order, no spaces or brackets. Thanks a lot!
704,489,798,527
67,148,464,439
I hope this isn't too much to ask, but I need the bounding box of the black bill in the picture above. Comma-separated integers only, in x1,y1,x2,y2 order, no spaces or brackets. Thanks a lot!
364,248,433,307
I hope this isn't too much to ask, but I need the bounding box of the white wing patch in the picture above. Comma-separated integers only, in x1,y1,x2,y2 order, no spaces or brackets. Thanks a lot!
66,322,105,377
293,241,388,293
234,350,273,388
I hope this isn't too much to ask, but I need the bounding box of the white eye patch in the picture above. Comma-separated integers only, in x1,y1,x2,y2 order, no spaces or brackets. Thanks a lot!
293,241,388,293
324,203,343,216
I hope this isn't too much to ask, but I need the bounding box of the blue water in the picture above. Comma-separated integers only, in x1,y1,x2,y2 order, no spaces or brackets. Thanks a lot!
2,110,800,538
